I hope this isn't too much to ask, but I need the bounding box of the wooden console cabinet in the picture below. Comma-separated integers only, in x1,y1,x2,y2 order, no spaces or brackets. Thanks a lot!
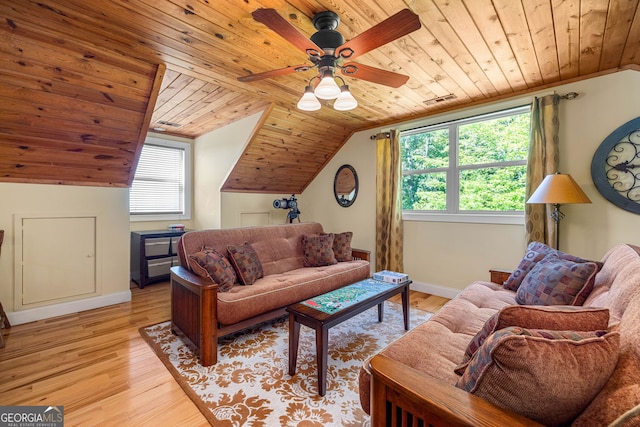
130,230,185,288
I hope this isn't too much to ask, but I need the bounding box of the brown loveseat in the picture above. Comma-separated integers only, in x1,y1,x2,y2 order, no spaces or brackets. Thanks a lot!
170,222,370,366
360,243,640,426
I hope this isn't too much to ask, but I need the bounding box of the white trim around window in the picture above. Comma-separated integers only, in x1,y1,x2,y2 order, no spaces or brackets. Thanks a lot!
403,211,524,225
400,104,530,224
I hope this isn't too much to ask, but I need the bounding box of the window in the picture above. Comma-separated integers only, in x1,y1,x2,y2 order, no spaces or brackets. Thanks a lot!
129,137,191,221
401,106,530,222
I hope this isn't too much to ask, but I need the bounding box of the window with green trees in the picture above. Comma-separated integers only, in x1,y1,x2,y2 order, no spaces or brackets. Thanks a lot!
401,106,530,213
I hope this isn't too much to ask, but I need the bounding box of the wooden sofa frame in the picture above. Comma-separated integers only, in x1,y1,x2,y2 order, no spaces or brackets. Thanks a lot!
368,354,543,427
170,249,370,366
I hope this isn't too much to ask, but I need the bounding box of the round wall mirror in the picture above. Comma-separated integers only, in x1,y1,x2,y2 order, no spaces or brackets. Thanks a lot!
334,164,358,207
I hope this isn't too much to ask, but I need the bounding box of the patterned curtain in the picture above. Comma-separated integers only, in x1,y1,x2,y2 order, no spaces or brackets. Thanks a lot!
525,94,560,246
375,129,404,272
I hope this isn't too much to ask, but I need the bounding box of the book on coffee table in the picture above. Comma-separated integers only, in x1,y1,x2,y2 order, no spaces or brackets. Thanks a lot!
373,270,410,284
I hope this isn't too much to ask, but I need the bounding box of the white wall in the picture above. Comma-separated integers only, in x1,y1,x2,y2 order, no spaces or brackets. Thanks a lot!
302,70,640,296
193,112,264,230
0,183,131,324
558,71,640,257
221,192,291,228
302,131,377,268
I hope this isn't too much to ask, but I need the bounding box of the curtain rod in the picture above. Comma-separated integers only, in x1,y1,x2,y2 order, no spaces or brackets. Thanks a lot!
560,92,578,100
369,92,579,140
370,132,390,140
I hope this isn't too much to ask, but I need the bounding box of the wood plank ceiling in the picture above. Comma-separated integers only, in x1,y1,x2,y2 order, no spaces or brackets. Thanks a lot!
1,1,640,191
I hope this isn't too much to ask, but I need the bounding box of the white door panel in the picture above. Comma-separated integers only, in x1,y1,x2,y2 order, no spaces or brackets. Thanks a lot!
20,217,97,306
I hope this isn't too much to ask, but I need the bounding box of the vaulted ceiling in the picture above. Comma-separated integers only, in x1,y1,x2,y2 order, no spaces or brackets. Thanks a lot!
2,1,640,192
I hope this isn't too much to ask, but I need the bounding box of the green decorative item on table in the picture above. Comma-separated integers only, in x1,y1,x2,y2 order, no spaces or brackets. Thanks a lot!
302,279,395,314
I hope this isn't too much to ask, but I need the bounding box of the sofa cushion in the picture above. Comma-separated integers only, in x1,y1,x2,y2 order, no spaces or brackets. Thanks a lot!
327,231,353,262
574,289,640,426
301,233,338,267
456,326,620,427
583,243,640,323
359,280,518,415
216,260,370,325
504,241,599,291
515,255,598,306
178,223,325,277
455,305,610,374
187,248,237,292
227,242,263,285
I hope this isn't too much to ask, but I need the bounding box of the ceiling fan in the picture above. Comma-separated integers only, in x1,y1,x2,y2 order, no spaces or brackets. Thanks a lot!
237,8,421,90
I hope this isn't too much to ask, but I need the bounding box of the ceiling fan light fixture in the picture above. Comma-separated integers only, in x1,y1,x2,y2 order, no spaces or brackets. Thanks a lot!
333,85,357,111
297,85,321,111
314,70,341,99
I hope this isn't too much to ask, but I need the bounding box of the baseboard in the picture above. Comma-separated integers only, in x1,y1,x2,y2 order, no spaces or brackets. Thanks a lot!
410,281,461,300
6,290,132,326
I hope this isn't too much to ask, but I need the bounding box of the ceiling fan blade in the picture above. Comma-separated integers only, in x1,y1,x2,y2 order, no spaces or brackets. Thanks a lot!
238,65,312,82
341,63,409,88
337,9,421,60
252,8,324,56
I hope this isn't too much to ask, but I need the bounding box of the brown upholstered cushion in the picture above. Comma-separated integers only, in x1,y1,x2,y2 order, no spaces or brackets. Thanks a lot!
515,255,598,306
187,248,237,292
456,326,620,427
301,234,337,267
455,305,610,375
227,242,263,285
324,231,353,262
504,241,600,291
573,331,640,427
216,260,370,325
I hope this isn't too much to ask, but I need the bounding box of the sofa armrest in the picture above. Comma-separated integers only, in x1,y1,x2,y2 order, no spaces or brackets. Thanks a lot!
368,354,543,427
352,248,370,262
170,265,220,366
489,268,512,285
170,265,219,291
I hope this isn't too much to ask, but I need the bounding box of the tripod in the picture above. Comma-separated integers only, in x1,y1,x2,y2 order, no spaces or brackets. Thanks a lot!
287,208,301,223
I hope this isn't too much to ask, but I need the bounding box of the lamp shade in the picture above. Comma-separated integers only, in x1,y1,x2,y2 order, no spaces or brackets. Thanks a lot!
526,173,592,204
333,85,357,111
296,86,321,111
314,71,341,100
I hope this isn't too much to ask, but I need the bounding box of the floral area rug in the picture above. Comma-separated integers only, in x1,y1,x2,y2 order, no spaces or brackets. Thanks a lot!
139,302,432,426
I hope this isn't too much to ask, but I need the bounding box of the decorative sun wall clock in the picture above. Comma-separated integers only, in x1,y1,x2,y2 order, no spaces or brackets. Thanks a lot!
591,116,640,214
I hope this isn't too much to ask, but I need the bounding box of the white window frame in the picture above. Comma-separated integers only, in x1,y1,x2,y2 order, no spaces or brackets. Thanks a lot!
401,105,530,225
129,136,192,222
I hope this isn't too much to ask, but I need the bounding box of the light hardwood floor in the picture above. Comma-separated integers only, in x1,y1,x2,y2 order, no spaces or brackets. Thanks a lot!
0,282,448,426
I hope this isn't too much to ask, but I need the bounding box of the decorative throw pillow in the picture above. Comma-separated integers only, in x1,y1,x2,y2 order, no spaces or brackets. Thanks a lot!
326,231,353,262
227,242,263,285
455,326,620,427
301,234,338,267
187,248,237,292
503,241,600,291
454,305,610,375
515,255,598,306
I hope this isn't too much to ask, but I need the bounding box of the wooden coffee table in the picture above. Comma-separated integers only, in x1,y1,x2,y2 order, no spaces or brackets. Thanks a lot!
286,278,410,396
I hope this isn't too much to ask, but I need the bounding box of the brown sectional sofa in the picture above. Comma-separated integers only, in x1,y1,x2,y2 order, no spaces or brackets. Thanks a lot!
360,243,640,426
170,222,370,366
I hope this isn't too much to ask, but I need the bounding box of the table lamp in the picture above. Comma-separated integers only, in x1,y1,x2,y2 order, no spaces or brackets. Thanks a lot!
526,173,591,250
